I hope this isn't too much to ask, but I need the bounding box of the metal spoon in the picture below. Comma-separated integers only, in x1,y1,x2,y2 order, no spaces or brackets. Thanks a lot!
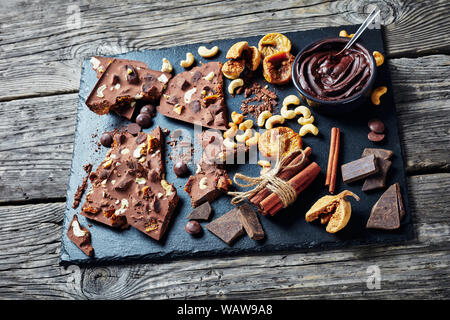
335,8,380,57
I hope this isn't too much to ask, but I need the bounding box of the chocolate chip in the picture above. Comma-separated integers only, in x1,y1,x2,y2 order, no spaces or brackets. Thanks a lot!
167,96,179,105
136,113,152,128
189,100,201,113
368,119,385,133
118,133,127,145
140,104,155,116
127,123,141,136
125,65,139,84
135,134,147,145
192,71,202,83
100,133,113,147
177,78,191,91
142,83,158,96
185,220,202,235
368,131,385,142
111,74,120,86
173,161,189,177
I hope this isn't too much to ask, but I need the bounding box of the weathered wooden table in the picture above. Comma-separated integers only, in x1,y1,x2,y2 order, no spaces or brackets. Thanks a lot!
0,0,449,299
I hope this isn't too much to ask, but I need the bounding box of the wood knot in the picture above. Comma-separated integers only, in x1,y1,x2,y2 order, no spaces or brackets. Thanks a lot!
81,266,127,299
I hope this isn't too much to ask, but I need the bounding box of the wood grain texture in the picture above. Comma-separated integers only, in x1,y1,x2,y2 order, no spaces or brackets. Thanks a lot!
1,55,448,203
0,0,449,101
0,173,448,299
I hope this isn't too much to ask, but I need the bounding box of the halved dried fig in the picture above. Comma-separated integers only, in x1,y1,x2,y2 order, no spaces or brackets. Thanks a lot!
243,46,262,71
262,51,295,85
226,41,249,59
258,126,302,159
222,59,246,79
258,32,292,58
305,190,360,233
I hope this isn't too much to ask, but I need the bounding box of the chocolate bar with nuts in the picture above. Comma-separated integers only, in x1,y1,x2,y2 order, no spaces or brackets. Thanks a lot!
341,154,378,184
86,57,172,119
80,126,179,241
158,62,228,130
67,215,94,257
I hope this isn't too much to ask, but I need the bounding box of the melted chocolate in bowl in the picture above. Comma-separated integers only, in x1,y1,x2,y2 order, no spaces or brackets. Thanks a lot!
296,38,373,102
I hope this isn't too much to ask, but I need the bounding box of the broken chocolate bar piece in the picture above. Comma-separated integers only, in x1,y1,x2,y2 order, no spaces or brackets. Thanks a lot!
206,208,245,245
158,62,228,130
341,154,378,184
90,56,114,78
237,203,265,240
86,57,172,119
184,160,231,208
186,202,212,221
67,215,94,257
362,158,392,191
366,183,405,230
80,126,179,241
361,148,393,160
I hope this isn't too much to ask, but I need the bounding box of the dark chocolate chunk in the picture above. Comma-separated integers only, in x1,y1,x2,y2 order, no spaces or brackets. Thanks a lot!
114,178,133,192
206,208,245,245
395,183,406,221
142,83,158,96
100,132,113,147
125,65,139,84
362,158,392,192
368,119,385,133
136,133,147,145
118,133,127,145
192,71,202,82
127,123,141,135
186,202,212,221
136,113,152,128
361,148,393,160
67,215,94,257
366,183,402,230
185,220,202,235
341,154,378,184
111,74,120,86
189,100,201,113
237,203,265,240
177,78,191,91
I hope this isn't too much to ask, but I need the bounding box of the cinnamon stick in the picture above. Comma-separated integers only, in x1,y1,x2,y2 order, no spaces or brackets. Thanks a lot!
325,128,337,186
329,128,340,194
249,147,312,204
258,162,321,216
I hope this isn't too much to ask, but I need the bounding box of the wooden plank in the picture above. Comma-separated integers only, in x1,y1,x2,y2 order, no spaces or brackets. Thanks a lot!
0,173,448,299
0,0,449,101
1,55,448,203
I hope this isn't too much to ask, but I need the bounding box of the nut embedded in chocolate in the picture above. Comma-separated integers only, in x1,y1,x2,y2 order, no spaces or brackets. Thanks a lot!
125,65,139,84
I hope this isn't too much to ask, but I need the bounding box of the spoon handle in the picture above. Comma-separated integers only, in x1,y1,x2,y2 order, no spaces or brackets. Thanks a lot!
340,8,380,54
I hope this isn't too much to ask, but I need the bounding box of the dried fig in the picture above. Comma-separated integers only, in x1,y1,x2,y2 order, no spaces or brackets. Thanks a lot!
258,126,302,159
243,46,262,71
258,32,292,58
262,51,295,85
305,190,360,233
226,41,249,59
222,59,246,79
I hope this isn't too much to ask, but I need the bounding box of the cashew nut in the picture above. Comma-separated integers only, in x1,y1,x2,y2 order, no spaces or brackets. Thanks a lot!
238,119,253,131
223,138,237,149
161,58,173,73
180,52,195,68
231,111,244,125
294,106,310,118
282,95,300,108
299,124,319,137
298,115,315,125
228,78,244,95
198,45,219,58
371,86,388,105
280,105,296,120
245,132,260,147
265,115,285,129
257,110,272,127
339,30,354,38
372,51,384,67
223,124,238,139
257,160,271,168
235,129,253,143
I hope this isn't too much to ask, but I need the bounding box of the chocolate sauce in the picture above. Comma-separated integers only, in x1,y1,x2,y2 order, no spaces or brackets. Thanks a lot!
297,39,373,101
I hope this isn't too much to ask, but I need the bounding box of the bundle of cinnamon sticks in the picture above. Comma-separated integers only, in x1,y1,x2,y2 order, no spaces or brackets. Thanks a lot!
249,147,321,216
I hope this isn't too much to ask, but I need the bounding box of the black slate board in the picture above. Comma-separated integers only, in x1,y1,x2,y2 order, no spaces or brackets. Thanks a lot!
59,26,414,265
